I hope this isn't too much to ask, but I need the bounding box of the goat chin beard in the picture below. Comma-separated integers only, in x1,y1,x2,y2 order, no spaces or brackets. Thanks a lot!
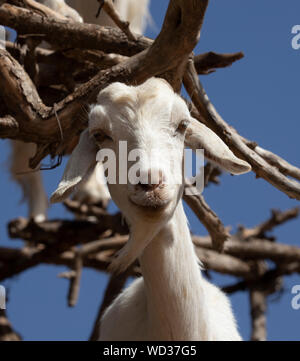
107,215,170,274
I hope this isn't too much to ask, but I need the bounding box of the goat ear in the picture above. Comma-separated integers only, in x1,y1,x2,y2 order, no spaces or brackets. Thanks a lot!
50,129,98,203
185,117,251,174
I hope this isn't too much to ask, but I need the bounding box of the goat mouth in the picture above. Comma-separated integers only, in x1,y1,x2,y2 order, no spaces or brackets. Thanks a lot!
129,199,168,210
128,192,170,210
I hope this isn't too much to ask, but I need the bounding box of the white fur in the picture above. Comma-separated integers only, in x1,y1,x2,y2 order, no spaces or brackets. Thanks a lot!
100,203,242,341
51,78,250,340
10,142,48,222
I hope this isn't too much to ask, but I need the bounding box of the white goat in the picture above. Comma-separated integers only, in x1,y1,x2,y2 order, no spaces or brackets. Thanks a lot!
10,0,150,220
51,78,251,341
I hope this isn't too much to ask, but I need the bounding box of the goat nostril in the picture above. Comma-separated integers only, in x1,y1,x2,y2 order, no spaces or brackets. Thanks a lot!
136,169,165,192
137,182,160,192
137,182,161,192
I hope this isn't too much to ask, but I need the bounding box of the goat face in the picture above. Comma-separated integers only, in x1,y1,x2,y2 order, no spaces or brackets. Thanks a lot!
88,79,188,219
51,78,251,223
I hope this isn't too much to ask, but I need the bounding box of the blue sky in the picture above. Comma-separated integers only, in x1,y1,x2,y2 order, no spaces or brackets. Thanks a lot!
0,0,300,340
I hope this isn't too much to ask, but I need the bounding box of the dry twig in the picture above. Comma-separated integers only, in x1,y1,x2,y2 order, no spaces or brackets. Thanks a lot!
96,0,137,41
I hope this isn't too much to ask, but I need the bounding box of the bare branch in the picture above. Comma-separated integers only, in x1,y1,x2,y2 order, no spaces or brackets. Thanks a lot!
66,251,83,307
193,236,300,264
250,288,267,341
253,145,300,182
8,216,128,245
223,262,300,295
195,248,255,278
97,0,137,41
63,199,110,219
237,207,299,240
184,180,229,252
0,3,150,56
183,59,300,200
0,310,22,341
194,51,244,75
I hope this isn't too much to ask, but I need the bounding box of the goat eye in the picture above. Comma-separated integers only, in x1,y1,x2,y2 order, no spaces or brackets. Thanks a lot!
93,132,112,144
176,119,190,134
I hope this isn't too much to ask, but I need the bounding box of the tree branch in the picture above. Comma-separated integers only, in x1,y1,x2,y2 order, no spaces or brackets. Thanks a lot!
97,0,137,41
194,51,244,75
184,180,229,252
193,236,300,264
0,3,150,56
0,310,22,341
183,59,300,200
249,288,267,341
237,207,299,240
